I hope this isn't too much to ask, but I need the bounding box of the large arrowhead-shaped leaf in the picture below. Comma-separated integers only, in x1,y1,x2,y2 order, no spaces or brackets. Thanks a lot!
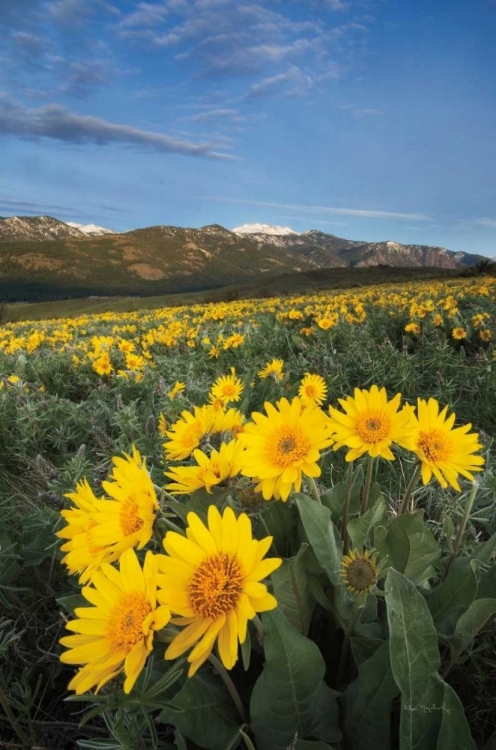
158,670,239,750
321,465,363,524
295,494,342,585
342,641,398,750
436,682,476,750
478,564,496,599
250,609,341,750
348,496,386,551
259,500,299,557
377,511,440,585
271,543,315,634
385,569,443,749
426,558,478,631
449,598,496,661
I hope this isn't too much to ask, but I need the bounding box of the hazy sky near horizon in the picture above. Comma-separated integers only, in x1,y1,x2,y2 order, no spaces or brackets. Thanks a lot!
1,0,495,255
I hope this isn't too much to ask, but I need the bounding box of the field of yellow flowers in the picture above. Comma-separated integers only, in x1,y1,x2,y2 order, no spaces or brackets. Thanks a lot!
0,275,495,750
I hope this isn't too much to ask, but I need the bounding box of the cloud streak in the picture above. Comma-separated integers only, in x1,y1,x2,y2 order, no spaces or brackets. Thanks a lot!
210,196,431,221
0,94,237,160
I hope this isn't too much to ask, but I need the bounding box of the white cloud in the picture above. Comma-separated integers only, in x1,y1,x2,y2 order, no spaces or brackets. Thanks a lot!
209,196,431,221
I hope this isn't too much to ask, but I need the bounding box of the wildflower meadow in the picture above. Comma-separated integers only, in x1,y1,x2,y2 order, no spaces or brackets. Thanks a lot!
1,274,496,749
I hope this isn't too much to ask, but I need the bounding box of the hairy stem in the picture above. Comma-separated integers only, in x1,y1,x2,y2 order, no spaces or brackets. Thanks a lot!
208,654,248,724
399,462,422,515
444,482,479,580
360,455,374,515
342,461,354,554
306,475,322,504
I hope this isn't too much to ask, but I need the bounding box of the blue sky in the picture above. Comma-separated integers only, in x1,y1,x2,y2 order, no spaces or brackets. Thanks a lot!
1,0,495,256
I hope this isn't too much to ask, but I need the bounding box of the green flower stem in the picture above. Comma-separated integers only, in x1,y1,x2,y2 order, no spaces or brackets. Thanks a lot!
342,461,354,554
336,603,361,687
0,685,32,747
306,475,322,504
444,482,479,580
399,462,422,515
239,727,257,750
208,653,248,724
360,455,374,515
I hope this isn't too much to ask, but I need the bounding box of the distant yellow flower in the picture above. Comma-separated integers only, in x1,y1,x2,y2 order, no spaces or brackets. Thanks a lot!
316,317,336,330
164,405,217,460
299,326,314,336
432,313,443,326
208,345,220,359
328,385,413,462
479,329,492,342
298,373,328,406
340,549,378,595
165,440,244,495
7,374,21,385
158,412,168,437
452,327,467,340
407,398,484,491
405,323,421,335
209,369,243,405
60,549,170,694
168,381,186,400
258,358,284,381
157,506,281,676
92,353,113,376
125,352,146,371
238,397,333,501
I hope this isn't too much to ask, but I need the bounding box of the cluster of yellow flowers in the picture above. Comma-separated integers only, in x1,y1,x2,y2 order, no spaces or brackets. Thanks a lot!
58,373,485,696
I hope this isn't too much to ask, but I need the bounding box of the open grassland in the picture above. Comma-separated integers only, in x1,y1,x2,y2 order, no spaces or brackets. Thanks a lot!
3,265,463,322
0,275,496,749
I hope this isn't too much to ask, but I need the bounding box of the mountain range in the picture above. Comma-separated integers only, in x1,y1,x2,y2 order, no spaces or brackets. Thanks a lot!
0,215,485,303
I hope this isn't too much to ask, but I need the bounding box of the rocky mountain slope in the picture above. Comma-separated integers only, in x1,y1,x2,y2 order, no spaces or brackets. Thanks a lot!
0,216,484,303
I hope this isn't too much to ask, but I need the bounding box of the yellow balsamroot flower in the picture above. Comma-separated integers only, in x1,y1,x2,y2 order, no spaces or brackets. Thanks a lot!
238,397,334,502
57,479,109,583
432,313,443,326
125,352,146,371
158,412,168,437
92,353,113,376
258,358,284,381
60,549,170,695
209,369,243,405
404,322,421,335
408,398,484,491
328,385,413,462
168,381,186,399
298,373,328,406
479,329,492,342
164,405,217,460
92,447,159,556
157,506,281,676
452,327,467,340
340,549,379,595
165,440,245,495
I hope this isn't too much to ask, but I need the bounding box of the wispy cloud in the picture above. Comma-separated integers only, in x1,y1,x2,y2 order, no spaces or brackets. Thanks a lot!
474,218,496,228
210,196,431,221
339,103,383,117
0,94,237,160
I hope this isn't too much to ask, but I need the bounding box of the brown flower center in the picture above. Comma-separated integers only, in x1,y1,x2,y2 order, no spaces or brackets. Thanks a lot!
189,553,243,619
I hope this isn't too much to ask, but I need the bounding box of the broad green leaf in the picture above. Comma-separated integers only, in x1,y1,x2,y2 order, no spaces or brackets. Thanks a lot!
157,670,239,750
295,494,342,585
478,564,496,599
295,742,335,750
376,511,440,585
343,641,397,750
271,543,315,634
450,597,496,661
426,558,478,630
385,569,443,750
58,593,88,615
436,682,476,750
259,500,299,558
348,496,386,551
468,531,496,565
20,507,59,566
250,609,341,750
321,465,363,524
350,636,385,667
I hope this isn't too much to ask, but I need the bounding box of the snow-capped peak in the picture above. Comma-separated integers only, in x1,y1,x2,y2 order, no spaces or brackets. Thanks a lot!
232,223,299,236
67,222,115,236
